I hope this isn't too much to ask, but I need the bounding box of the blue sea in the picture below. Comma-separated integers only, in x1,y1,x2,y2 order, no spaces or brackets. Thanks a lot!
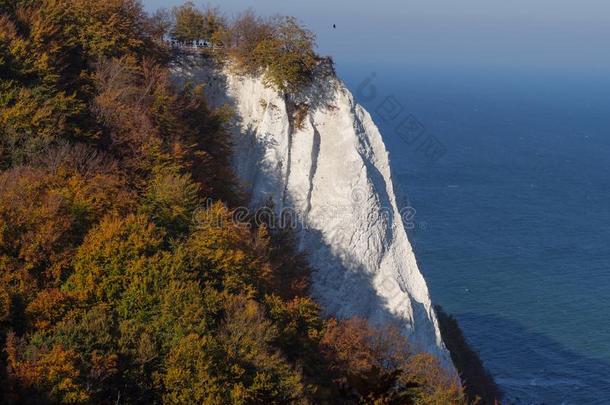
342,65,610,404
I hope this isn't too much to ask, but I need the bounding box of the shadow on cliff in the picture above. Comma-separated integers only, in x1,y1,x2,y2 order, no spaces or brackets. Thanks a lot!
290,58,339,111
454,312,610,404
177,53,454,377
172,56,284,203
198,56,446,356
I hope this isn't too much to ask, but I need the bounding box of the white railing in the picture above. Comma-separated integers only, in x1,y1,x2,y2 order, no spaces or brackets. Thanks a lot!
162,38,223,52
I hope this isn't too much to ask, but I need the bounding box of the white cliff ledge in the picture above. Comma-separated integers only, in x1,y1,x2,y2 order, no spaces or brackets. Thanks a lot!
174,58,452,367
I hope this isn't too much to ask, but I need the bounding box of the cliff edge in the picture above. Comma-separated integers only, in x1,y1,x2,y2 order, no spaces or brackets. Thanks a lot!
174,58,452,367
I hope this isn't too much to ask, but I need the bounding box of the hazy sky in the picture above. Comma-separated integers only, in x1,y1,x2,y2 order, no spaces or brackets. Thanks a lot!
143,0,610,72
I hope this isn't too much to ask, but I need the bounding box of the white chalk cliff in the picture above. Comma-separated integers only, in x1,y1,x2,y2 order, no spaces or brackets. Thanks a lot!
174,58,452,366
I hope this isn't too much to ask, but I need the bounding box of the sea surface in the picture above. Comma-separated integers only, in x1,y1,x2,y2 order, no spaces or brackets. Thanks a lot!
342,65,610,404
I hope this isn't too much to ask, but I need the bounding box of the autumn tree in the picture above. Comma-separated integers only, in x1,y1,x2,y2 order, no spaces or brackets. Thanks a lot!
224,10,275,74
165,297,306,404
171,1,206,42
148,8,173,40
0,2,474,403
201,6,227,43
141,170,201,237
402,353,466,405
255,16,317,94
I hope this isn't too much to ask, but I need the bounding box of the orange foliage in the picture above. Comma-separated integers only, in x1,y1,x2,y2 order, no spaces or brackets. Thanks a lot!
320,317,466,403
0,2,472,403
0,166,77,291
0,146,133,295
25,289,74,331
403,353,466,405
5,333,89,403
321,318,410,375
187,202,272,296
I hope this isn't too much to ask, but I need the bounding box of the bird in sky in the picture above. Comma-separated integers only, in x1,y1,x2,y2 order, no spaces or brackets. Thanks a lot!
333,24,336,29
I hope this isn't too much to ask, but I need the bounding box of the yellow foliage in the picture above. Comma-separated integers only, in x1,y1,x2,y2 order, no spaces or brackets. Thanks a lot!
67,0,148,59
403,353,467,405
188,202,272,295
0,3,474,403
69,213,164,303
163,333,226,404
6,333,89,403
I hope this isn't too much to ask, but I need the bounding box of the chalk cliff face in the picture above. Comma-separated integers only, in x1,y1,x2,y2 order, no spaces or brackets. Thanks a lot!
174,59,451,366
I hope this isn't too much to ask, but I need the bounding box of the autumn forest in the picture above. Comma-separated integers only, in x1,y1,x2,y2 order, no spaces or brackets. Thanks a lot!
0,1,468,403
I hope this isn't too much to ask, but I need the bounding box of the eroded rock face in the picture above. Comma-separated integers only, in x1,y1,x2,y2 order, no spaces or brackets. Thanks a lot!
174,58,452,367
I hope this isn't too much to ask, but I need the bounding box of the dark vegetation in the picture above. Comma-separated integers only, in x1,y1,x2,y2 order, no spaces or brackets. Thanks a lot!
0,0,472,403
436,307,503,404
159,2,319,94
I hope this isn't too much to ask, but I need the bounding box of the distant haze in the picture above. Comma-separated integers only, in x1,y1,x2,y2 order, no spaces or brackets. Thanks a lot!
144,0,610,73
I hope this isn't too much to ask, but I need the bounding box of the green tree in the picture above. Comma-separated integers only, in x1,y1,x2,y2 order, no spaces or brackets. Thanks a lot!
254,16,317,94
164,297,306,404
224,10,274,74
171,1,205,42
141,170,201,237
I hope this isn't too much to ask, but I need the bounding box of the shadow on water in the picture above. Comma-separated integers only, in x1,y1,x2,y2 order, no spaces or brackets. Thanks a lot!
456,312,610,405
